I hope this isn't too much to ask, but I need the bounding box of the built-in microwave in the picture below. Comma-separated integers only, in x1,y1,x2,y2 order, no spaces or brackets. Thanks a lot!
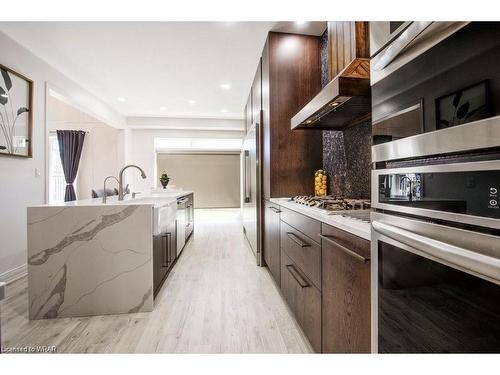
372,22,500,148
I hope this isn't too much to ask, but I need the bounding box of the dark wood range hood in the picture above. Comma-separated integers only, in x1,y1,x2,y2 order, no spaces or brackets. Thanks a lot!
291,22,371,130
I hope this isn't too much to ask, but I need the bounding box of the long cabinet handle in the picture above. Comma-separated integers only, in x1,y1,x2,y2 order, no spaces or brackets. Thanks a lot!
162,233,171,267
285,264,310,288
269,206,281,213
244,150,251,203
372,220,500,283
286,232,310,248
319,234,370,263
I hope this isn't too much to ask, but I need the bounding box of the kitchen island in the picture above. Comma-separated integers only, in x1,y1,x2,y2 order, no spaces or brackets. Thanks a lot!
27,191,193,320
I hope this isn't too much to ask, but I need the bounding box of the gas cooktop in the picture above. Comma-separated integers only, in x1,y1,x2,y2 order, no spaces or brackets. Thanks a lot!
291,196,372,223
292,195,371,210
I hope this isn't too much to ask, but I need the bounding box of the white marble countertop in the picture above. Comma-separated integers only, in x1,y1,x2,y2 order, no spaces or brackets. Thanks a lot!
29,191,193,208
270,198,371,241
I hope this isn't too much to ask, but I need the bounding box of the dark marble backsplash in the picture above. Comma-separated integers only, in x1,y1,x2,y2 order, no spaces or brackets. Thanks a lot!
320,30,330,88
320,29,372,199
322,122,372,199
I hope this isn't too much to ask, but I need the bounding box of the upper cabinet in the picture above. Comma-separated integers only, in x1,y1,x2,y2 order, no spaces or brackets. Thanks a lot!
243,31,323,198
291,22,372,130
262,32,323,198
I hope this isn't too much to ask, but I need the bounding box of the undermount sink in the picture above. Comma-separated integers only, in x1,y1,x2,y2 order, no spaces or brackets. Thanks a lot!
128,197,177,235
152,200,177,235
113,195,178,235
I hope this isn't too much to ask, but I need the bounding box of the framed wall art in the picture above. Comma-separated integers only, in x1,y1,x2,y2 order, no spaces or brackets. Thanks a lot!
0,64,33,158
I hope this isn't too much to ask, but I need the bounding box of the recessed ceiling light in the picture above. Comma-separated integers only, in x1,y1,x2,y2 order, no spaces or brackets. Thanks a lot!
188,100,196,105
220,109,228,113
159,106,166,111
117,97,126,102
220,83,231,90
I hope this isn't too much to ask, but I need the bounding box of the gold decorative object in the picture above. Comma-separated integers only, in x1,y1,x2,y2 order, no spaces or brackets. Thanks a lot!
314,169,327,196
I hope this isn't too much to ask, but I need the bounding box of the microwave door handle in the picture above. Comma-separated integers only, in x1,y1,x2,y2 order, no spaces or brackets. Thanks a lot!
372,220,500,284
372,21,433,71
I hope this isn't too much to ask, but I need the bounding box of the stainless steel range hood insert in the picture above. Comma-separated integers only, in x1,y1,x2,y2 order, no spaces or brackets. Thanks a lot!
291,58,371,130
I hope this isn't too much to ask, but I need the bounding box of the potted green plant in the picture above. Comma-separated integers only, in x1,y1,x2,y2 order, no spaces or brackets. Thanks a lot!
159,171,170,189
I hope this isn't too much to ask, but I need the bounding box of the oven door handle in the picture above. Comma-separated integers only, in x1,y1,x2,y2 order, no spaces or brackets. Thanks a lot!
372,220,500,284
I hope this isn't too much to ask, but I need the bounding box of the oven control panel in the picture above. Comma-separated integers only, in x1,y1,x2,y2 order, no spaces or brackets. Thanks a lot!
490,187,499,209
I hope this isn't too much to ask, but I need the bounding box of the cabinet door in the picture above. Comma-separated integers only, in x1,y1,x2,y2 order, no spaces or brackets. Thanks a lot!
252,59,262,126
281,251,322,352
263,201,281,286
321,228,370,353
245,91,252,134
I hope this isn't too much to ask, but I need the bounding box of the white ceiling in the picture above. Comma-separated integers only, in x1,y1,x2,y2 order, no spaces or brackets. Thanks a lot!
0,22,326,120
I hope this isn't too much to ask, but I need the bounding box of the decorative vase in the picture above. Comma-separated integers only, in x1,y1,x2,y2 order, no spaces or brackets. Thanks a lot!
160,180,169,189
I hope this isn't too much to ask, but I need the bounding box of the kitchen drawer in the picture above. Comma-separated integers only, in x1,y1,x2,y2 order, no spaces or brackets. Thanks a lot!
281,250,322,353
280,221,321,289
279,206,321,244
321,223,370,260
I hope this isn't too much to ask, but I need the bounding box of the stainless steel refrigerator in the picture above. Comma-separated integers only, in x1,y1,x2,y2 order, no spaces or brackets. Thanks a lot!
241,122,262,265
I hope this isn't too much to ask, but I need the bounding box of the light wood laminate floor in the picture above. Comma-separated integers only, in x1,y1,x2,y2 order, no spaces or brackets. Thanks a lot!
1,209,313,353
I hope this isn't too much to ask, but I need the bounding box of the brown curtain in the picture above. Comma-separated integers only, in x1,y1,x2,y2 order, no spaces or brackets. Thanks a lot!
56,130,86,201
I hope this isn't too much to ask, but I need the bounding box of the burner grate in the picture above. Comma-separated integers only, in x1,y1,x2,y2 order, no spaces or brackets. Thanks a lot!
292,195,371,211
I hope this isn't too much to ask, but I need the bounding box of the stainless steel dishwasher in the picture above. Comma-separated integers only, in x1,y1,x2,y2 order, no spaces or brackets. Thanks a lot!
176,197,187,255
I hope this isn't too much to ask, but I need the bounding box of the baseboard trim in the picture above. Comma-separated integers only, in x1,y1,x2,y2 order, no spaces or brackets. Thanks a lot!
0,264,27,284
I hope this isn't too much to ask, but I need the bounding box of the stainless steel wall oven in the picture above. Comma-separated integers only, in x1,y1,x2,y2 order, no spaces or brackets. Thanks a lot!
371,22,500,146
370,22,500,353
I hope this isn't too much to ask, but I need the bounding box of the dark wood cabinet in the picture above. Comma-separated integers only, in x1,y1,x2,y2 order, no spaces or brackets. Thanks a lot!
281,250,322,353
280,221,321,290
252,59,262,127
321,223,371,353
278,207,322,352
263,200,281,286
245,91,252,134
273,204,371,353
153,221,176,297
280,206,321,244
261,32,323,198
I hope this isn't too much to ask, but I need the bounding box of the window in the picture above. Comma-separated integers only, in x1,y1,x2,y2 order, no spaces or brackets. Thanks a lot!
48,135,76,203
154,137,242,152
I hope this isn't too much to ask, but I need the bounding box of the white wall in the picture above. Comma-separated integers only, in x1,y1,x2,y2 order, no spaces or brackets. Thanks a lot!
127,124,245,194
47,95,125,199
0,31,125,281
127,116,244,131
